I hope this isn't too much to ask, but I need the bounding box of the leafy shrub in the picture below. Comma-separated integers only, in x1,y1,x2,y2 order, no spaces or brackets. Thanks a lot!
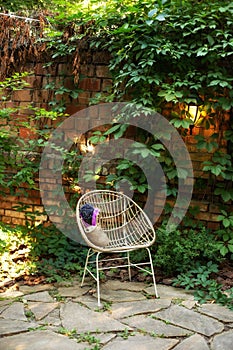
152,225,223,276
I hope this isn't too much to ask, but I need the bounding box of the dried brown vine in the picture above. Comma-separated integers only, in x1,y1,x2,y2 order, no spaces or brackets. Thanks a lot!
0,13,47,79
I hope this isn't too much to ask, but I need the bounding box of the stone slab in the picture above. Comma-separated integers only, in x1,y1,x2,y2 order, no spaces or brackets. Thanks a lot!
19,284,54,294
23,291,54,303
0,301,27,321
0,290,23,298
0,299,13,308
110,299,171,319
102,280,148,292
39,308,61,326
0,319,37,336
173,334,209,350
61,301,130,333
97,332,117,345
0,300,12,314
0,330,87,350
96,289,147,303
154,305,224,336
57,285,89,298
27,301,59,320
74,294,100,310
102,334,179,350
145,284,194,300
123,315,192,337
181,300,197,309
198,303,233,323
211,330,233,350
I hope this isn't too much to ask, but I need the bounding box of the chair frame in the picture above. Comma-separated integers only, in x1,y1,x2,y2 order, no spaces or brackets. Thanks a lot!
76,190,158,306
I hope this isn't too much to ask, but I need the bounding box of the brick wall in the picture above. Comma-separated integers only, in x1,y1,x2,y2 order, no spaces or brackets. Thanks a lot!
0,49,232,230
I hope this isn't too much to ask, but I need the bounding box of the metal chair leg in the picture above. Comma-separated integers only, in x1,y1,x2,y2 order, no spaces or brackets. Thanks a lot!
127,251,132,281
146,247,158,298
96,252,101,307
81,248,92,287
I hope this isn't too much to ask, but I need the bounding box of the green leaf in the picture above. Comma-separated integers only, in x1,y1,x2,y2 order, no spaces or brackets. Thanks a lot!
220,245,228,256
117,162,130,170
146,20,154,26
156,13,166,21
217,214,226,221
104,124,121,135
228,245,233,253
151,144,164,151
207,35,214,46
177,168,188,179
148,9,157,18
165,93,176,102
218,97,232,110
170,118,192,129
223,218,230,228
141,149,150,158
137,185,147,193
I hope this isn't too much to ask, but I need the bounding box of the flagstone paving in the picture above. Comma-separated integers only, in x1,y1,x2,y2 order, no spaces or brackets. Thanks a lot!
0,280,233,350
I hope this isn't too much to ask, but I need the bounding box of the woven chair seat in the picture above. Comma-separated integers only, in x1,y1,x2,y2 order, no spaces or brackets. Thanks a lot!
76,190,156,252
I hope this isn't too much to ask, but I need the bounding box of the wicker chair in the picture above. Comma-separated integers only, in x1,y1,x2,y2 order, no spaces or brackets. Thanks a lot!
76,190,158,306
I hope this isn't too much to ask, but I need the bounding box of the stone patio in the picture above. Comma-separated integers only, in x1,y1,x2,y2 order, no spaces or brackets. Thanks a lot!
0,280,233,349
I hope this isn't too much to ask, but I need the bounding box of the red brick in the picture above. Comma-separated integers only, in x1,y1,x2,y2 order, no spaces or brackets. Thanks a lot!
65,105,81,115
6,195,19,202
19,127,36,139
78,91,91,105
57,63,73,76
190,153,212,161
5,210,25,219
34,206,45,213
101,79,112,92
1,201,12,209
12,218,26,225
79,78,101,91
207,222,220,230
193,170,209,178
191,200,208,212
80,64,95,76
34,63,47,75
196,212,219,222
96,65,111,78
18,196,41,205
35,214,47,222
13,89,32,102
209,204,221,214
18,103,34,115
24,75,42,88
33,89,50,102
2,216,12,224
3,101,17,109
